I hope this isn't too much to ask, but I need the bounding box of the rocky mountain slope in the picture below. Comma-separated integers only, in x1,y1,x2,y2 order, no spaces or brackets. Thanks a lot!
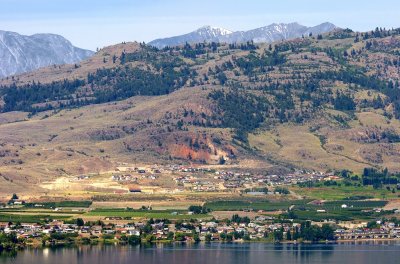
148,22,337,48
0,30,94,78
149,26,233,48
1,27,400,191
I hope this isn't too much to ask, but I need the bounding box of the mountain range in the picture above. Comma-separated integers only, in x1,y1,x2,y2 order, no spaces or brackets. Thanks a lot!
0,30,94,78
0,22,336,78
148,22,338,48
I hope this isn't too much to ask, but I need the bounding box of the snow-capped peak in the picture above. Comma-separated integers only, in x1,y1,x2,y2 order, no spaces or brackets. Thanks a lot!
149,22,337,48
196,26,233,37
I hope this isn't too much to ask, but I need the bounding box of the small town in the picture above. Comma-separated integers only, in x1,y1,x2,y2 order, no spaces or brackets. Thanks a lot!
1,207,400,250
108,163,338,193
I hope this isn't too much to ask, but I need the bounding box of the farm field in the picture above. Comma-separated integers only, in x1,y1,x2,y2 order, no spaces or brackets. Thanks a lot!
291,185,400,200
0,213,71,223
0,197,394,223
91,201,201,210
85,209,211,220
204,200,311,211
314,200,388,209
285,200,391,221
0,209,85,215
287,209,390,221
24,201,93,208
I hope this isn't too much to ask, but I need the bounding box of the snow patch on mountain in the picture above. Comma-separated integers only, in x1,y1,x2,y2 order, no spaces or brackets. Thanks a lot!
149,25,234,48
149,22,338,48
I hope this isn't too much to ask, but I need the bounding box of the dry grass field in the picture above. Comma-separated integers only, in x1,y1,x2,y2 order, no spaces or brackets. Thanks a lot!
249,106,400,174
1,84,400,197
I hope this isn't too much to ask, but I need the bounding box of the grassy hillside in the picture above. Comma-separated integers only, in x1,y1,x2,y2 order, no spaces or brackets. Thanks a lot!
1,28,400,192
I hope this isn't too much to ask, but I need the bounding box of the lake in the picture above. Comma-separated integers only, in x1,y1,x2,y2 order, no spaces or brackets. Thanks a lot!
1,242,400,264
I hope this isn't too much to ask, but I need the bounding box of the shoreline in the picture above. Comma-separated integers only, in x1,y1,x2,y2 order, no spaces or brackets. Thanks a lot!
16,237,400,248
335,238,400,243
2,238,400,255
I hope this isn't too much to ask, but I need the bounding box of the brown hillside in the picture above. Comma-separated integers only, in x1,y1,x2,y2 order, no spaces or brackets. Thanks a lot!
1,28,400,193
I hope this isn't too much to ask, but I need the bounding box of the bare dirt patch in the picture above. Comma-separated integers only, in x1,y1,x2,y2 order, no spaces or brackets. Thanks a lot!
384,200,400,210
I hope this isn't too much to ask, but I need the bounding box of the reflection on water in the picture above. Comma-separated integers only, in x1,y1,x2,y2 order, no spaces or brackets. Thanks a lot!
1,242,400,264
0,250,16,259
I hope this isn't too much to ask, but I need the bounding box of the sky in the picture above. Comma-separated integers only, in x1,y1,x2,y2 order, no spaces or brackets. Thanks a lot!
1,0,400,50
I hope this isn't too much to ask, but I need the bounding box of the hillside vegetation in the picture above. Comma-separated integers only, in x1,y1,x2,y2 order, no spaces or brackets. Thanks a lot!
1,28,400,191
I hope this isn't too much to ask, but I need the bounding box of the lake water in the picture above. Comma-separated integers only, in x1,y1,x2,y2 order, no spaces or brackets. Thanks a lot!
1,242,400,264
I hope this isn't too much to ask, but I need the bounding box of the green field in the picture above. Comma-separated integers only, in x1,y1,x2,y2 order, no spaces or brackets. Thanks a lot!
24,201,93,208
317,200,387,209
204,198,390,221
287,208,391,221
0,208,85,214
85,209,210,220
294,200,388,211
0,213,71,223
285,200,390,221
204,200,311,211
292,185,399,200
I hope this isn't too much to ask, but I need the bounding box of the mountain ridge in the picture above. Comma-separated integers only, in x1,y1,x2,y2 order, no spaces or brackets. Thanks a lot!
148,22,338,48
0,30,94,78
